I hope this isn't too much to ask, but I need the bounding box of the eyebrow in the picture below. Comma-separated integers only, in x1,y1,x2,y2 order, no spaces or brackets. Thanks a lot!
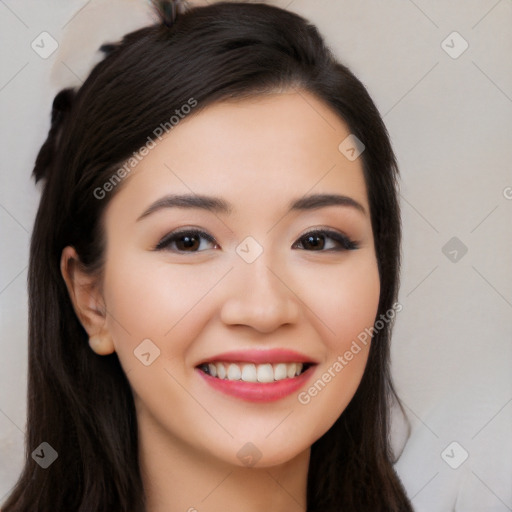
136,192,366,221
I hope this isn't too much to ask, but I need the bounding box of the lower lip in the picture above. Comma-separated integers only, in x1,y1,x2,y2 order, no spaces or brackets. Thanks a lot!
196,365,315,402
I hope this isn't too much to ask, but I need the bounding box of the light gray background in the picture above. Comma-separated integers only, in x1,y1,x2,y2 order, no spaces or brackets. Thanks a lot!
1,1,511,510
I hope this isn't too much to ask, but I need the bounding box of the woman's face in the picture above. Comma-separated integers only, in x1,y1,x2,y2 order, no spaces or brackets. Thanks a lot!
97,90,380,467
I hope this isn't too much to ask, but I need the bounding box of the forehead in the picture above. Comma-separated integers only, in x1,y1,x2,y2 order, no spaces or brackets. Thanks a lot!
105,90,369,221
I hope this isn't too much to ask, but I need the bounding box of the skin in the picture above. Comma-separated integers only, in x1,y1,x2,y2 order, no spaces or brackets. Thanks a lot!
61,90,380,512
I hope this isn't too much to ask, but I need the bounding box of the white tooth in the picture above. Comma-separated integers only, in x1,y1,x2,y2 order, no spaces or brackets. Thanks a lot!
208,363,217,378
216,363,226,379
257,363,274,383
227,363,242,380
295,363,303,376
286,363,297,378
274,363,288,381
241,364,258,382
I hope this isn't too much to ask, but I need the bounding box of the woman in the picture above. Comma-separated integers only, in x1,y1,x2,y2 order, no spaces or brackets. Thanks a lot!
2,1,413,510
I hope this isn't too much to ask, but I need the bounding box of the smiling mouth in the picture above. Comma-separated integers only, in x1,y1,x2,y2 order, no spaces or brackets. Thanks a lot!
197,361,313,383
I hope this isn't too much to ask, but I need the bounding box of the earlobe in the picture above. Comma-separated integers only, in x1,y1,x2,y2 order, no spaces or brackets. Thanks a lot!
88,334,116,355
60,246,115,355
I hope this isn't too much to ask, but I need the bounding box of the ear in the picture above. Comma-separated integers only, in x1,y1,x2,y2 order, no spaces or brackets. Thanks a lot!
60,245,115,355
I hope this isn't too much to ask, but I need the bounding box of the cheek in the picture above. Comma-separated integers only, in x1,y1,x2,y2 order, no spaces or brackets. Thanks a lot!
291,252,380,437
101,249,230,364
295,251,381,349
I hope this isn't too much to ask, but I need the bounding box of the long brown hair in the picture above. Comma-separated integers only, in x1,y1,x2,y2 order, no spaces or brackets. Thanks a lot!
2,1,412,510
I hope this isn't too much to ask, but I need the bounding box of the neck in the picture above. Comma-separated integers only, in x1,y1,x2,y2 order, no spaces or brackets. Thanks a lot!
138,412,310,512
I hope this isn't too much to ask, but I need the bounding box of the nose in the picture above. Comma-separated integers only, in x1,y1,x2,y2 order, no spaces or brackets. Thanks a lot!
219,254,301,334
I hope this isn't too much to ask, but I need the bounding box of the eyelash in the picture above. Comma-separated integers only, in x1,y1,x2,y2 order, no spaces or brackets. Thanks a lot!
154,228,359,253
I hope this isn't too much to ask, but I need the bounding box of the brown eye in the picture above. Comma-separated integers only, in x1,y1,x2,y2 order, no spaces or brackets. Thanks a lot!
155,230,218,253
294,230,358,251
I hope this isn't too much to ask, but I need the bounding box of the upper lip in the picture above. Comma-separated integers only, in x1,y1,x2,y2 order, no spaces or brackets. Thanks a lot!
195,349,318,366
